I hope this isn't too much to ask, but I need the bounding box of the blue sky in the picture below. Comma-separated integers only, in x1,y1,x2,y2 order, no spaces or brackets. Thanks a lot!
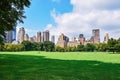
17,0,120,42
18,0,72,31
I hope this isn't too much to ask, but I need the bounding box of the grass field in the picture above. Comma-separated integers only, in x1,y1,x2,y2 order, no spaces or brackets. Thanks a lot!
0,51,120,80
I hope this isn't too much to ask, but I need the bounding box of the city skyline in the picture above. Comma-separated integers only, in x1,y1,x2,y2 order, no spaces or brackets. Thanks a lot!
17,0,120,42
16,27,110,44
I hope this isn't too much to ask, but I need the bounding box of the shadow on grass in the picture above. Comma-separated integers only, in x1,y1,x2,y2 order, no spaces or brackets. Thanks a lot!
0,54,120,80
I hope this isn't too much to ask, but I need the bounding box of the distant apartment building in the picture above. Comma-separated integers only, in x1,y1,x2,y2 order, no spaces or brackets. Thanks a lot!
29,36,37,42
51,35,55,43
84,39,91,45
56,33,69,48
91,29,100,44
5,26,16,43
13,26,16,41
43,30,49,42
24,34,29,41
78,34,85,45
29,37,34,42
6,31,13,43
37,31,41,42
104,33,109,43
67,37,80,47
17,27,25,43
33,36,37,42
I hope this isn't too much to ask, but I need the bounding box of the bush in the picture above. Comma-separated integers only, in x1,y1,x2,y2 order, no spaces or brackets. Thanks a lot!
77,45,84,52
3,43,24,52
21,41,33,51
85,43,96,52
56,46,65,52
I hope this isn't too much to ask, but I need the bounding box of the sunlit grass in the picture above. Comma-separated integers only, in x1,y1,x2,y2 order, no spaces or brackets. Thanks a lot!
0,51,120,80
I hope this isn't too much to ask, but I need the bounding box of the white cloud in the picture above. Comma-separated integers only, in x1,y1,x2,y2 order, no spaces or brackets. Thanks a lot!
46,0,120,42
71,0,120,12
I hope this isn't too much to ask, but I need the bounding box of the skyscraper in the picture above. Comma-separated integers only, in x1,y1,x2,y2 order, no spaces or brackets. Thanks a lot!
67,37,80,47
91,29,100,44
78,34,85,45
104,33,109,43
18,27,25,43
33,36,37,42
43,30,49,42
51,35,55,43
37,31,41,42
6,31,13,43
24,34,29,41
56,33,69,48
79,34,84,38
5,26,16,43
13,26,16,41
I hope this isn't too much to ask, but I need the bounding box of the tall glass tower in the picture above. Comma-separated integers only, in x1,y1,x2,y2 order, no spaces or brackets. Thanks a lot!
13,26,16,41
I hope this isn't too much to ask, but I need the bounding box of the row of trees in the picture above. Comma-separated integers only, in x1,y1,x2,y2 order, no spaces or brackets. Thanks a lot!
0,41,55,52
21,41,55,51
56,43,96,52
0,38,120,53
56,38,120,53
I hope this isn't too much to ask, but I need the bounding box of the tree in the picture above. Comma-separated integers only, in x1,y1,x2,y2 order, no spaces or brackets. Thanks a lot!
97,43,108,52
36,42,43,51
115,43,120,53
55,46,65,52
65,46,77,52
77,45,84,52
107,38,117,53
115,38,120,53
0,0,31,44
32,42,38,51
3,43,24,51
43,41,55,52
21,41,32,51
85,43,96,52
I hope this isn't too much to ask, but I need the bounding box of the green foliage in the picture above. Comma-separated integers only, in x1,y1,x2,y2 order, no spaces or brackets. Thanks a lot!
43,41,55,52
0,0,31,44
85,43,96,52
65,46,76,52
20,41,55,52
0,44,4,51
116,38,120,53
56,46,65,52
2,43,24,51
31,42,39,51
36,42,43,51
97,43,108,52
21,41,33,51
77,45,85,52
107,38,117,53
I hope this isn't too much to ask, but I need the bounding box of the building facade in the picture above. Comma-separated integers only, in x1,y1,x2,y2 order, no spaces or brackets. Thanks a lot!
91,29,100,44
56,33,69,48
67,41,80,47
6,31,13,43
43,30,49,42
24,34,29,41
5,26,16,43
78,34,85,45
17,27,25,43
51,35,55,43
13,26,16,41
37,31,41,42
104,33,109,43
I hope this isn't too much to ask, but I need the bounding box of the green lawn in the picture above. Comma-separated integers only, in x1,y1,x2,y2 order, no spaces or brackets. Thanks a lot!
0,51,120,80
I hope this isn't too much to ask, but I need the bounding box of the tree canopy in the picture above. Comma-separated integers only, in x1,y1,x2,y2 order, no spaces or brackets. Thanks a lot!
0,0,31,44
